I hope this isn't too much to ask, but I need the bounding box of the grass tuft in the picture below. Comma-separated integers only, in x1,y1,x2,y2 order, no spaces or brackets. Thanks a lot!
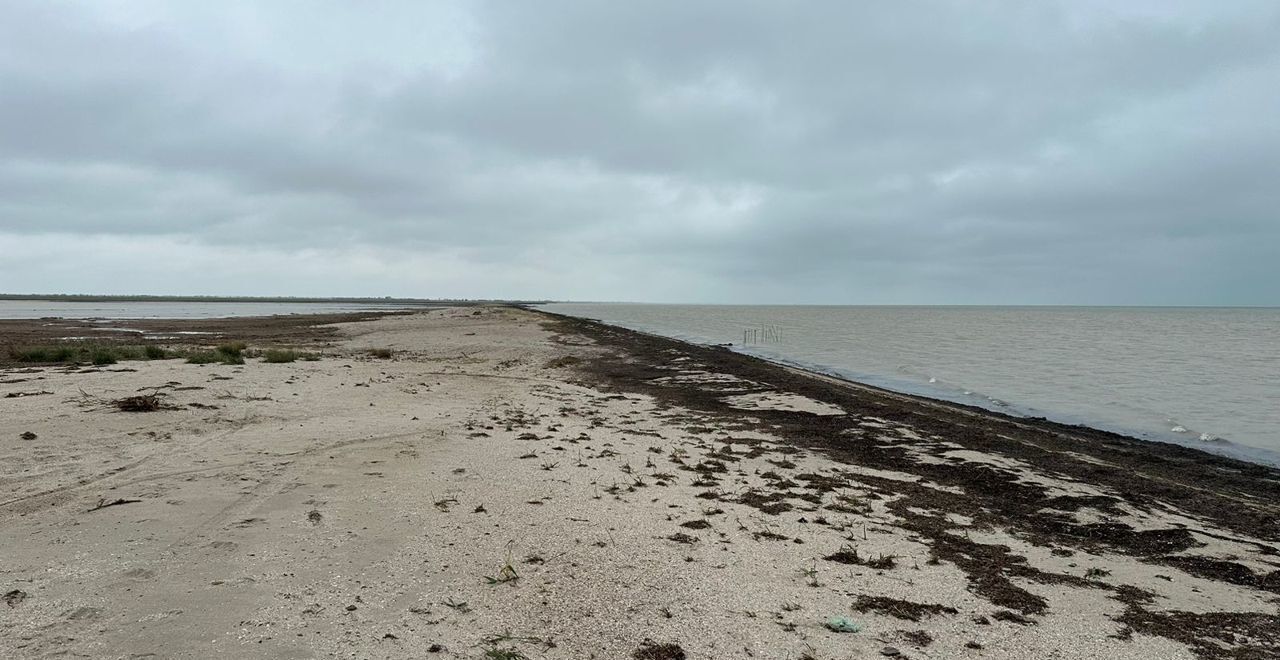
483,541,521,586
262,349,309,363
216,342,246,359
90,348,118,365
185,342,248,365
185,351,222,364
11,344,172,365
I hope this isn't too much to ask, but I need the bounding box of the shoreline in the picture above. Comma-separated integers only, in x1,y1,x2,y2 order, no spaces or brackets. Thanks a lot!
2,306,1278,658
0,294,543,304
531,307,1280,469
9,304,1270,470
537,310,1280,528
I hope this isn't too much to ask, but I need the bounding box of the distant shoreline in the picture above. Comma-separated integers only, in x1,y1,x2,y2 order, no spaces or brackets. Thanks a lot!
0,293,546,305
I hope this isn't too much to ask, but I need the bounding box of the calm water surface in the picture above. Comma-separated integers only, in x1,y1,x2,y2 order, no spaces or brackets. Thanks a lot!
540,304,1280,465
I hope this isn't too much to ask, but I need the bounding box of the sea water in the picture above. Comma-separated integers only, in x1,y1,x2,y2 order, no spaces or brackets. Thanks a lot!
539,304,1280,466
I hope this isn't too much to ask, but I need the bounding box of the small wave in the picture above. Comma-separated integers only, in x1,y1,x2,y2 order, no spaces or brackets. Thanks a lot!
1171,425,1188,433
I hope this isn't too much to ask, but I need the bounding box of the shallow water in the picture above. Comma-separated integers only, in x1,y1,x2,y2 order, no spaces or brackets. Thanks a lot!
539,303,1280,465
0,300,421,320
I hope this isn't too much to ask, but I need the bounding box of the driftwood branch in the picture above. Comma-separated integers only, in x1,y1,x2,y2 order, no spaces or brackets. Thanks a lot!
88,498,141,512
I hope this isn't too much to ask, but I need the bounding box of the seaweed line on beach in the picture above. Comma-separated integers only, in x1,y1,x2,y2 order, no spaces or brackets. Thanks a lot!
535,310,1280,659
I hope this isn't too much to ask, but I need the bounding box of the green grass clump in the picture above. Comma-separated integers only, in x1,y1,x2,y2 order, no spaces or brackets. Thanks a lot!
262,349,307,363
184,342,247,365
185,351,223,364
11,344,171,365
217,342,247,357
186,349,244,365
90,348,118,365
214,342,246,364
12,346,77,363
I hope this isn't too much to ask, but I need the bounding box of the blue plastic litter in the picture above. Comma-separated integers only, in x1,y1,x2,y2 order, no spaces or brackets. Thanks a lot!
825,616,862,633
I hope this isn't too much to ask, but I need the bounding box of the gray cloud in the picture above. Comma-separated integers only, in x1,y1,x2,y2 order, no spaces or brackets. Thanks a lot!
1,0,1278,303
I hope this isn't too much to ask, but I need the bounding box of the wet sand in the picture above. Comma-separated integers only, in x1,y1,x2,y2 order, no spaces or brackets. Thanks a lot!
2,307,1277,659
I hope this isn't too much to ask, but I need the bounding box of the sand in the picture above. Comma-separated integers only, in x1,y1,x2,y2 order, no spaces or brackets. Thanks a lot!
2,307,1277,659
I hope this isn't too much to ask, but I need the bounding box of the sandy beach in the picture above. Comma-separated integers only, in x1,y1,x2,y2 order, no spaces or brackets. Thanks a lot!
2,306,1278,659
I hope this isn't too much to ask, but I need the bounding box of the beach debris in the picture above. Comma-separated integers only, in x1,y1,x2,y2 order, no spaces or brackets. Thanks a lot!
88,497,142,512
902,630,933,647
852,595,958,621
633,639,686,659
880,647,901,656
19,431,37,440
544,356,581,369
4,589,28,608
824,547,897,569
824,616,862,633
112,394,162,412
992,609,1034,625
5,390,52,398
482,645,528,658
307,510,322,524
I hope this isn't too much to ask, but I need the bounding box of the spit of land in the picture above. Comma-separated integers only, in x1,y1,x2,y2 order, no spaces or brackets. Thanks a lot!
1,307,1277,659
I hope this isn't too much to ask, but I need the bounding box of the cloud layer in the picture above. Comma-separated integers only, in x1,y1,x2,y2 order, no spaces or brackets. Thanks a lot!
2,1,1278,303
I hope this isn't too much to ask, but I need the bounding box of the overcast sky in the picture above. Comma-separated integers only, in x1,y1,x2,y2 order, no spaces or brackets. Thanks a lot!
1,1,1277,304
